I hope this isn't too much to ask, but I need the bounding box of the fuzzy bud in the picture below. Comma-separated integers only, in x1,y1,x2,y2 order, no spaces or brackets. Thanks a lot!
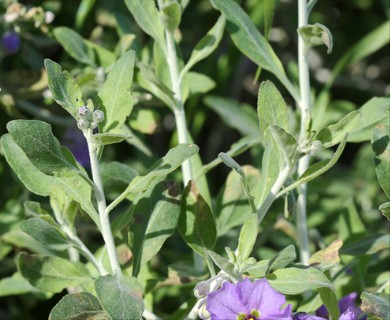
194,281,211,299
78,106,91,119
93,110,104,123
77,119,90,130
308,140,322,155
198,299,210,320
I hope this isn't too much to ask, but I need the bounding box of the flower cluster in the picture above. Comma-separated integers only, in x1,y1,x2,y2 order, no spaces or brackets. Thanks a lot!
201,278,365,320
77,106,104,131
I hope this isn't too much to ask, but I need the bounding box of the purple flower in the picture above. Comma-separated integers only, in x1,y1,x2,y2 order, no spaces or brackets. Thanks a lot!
316,292,365,319
1,31,21,54
339,307,363,320
62,127,90,168
206,278,292,320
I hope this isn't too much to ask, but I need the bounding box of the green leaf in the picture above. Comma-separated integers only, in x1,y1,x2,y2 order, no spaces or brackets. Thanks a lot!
277,135,348,197
180,15,226,78
107,144,198,213
97,50,136,133
257,81,289,134
268,125,297,164
17,253,91,293
267,267,335,294
1,132,99,227
94,274,144,320
101,161,138,201
318,285,340,320
210,0,297,99
216,165,261,235
19,218,70,252
361,292,390,319
299,23,333,54
124,0,166,52
44,59,84,119
183,72,216,98
263,0,275,39
237,214,259,262
136,65,176,110
372,124,390,198
267,245,296,273
204,96,261,137
129,108,160,134
6,120,81,176
309,240,342,271
0,272,41,297
49,292,110,320
179,181,216,256
207,250,240,280
123,143,198,194
92,133,131,146
379,202,390,221
341,234,390,256
161,1,181,32
53,27,95,67
348,97,390,142
129,181,181,277
316,110,361,148
247,260,270,278
258,141,280,204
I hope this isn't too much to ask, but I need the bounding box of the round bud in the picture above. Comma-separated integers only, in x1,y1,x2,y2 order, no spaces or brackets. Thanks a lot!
93,110,104,123
77,119,90,130
194,281,211,299
308,140,322,155
197,299,210,320
78,106,91,119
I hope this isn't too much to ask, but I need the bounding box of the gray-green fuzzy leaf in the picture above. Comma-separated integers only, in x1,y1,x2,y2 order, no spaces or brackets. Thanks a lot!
257,81,289,135
316,110,360,148
181,15,226,77
94,274,144,320
97,50,136,133
20,218,70,252
130,181,181,277
210,0,297,99
372,124,390,198
44,59,84,119
124,0,166,52
361,292,390,319
237,214,259,262
17,253,91,293
179,181,216,256
49,292,110,320
299,23,333,54
267,267,335,294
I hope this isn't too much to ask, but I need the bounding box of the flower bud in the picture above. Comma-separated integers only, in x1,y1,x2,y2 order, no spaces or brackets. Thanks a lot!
78,106,91,119
198,299,210,320
308,140,322,155
77,119,90,130
2,31,21,54
194,281,211,299
93,110,104,123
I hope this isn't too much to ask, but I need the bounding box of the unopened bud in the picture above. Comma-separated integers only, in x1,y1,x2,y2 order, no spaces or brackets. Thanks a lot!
198,299,210,320
308,140,322,155
93,110,104,123
78,106,91,119
77,119,90,130
194,281,211,299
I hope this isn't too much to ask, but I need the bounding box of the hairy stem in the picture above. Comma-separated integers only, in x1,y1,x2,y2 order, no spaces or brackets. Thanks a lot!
86,130,121,274
256,165,291,225
296,0,311,265
163,25,204,272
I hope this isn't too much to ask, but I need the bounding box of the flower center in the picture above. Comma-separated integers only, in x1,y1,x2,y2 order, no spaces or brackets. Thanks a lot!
237,310,261,320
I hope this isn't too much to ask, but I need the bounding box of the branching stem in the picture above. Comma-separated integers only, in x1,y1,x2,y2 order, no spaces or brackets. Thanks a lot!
296,0,311,265
85,130,121,275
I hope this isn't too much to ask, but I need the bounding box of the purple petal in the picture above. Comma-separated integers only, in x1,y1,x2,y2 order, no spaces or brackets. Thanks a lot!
2,31,21,54
338,293,358,314
294,312,327,320
206,281,247,320
339,307,363,320
238,278,290,318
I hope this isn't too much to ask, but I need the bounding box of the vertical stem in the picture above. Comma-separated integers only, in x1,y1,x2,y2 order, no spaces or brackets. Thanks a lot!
164,29,203,272
86,130,121,274
296,0,311,265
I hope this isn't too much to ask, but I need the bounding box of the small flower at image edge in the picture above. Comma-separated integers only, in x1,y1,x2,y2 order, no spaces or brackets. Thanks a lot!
62,127,90,168
1,31,21,54
316,292,366,320
293,312,326,320
206,278,292,320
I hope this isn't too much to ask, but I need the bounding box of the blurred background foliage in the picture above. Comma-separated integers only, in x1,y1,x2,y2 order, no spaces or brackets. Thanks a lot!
0,0,389,319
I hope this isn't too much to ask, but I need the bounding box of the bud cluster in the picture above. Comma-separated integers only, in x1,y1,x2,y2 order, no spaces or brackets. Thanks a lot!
76,106,104,131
